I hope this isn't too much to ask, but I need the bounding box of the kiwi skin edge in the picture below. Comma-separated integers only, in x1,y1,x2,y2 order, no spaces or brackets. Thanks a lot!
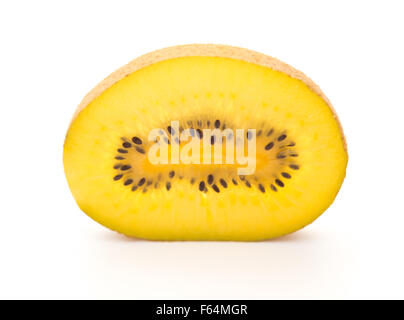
68,44,347,157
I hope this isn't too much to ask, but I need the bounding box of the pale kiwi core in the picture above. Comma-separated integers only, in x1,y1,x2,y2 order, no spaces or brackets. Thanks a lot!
64,48,347,241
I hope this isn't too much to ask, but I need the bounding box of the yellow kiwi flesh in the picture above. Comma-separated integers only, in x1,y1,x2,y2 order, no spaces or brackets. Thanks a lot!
63,45,347,240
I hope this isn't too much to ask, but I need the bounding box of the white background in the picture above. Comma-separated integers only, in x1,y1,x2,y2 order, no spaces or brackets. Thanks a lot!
1,1,403,299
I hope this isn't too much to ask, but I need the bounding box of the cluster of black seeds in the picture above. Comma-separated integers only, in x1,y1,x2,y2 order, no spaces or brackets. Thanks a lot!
112,119,300,194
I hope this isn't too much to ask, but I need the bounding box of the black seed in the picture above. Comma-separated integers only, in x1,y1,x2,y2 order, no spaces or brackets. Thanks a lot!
196,120,201,127
265,142,274,150
207,120,210,126
132,137,142,145
147,180,153,186
278,134,287,141
212,184,220,193
115,156,125,160
247,131,253,140
135,146,145,154
199,181,205,191
275,179,284,187
131,185,138,191
117,148,128,154
288,142,296,147
281,172,291,179
214,119,220,128
124,179,133,186
138,178,146,186
267,129,274,136
166,182,171,191
245,180,251,188
142,188,147,193
196,129,203,138
232,179,238,185
164,137,170,144
120,165,131,171
219,179,228,188
277,153,286,159
122,142,132,148
211,135,215,145
190,178,195,184
169,171,175,178
257,130,262,137
258,184,265,193
290,153,298,157
113,164,121,169
114,174,123,181
167,126,174,135
207,174,214,184
239,175,245,181
222,124,226,130
289,164,300,170
270,184,277,192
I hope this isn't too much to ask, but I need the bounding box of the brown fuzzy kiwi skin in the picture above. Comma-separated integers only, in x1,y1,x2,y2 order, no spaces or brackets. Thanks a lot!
68,44,347,155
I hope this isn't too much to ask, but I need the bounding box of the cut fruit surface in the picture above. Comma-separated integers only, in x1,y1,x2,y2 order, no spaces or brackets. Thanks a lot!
63,44,347,241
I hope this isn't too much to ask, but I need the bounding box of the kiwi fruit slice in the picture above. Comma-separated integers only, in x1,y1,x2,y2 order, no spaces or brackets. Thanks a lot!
63,44,347,241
